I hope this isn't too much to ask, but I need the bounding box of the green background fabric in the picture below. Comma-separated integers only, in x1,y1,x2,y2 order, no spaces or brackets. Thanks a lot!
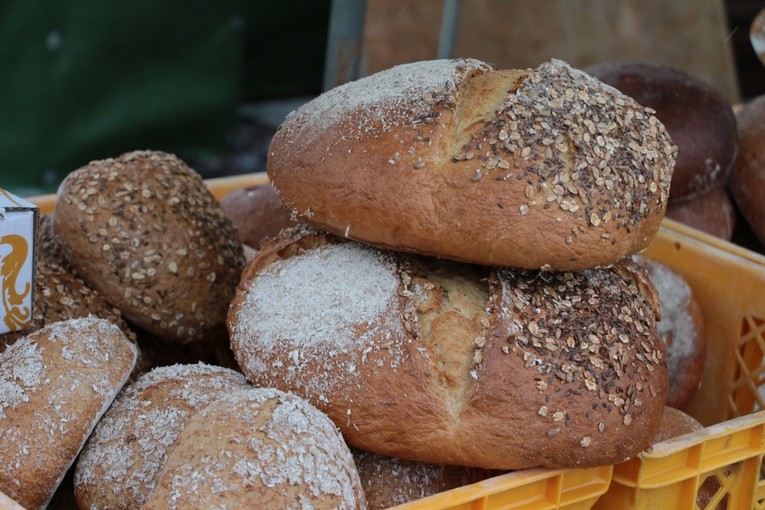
0,0,330,196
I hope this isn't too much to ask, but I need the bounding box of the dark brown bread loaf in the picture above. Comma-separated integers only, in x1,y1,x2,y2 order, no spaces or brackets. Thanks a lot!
142,388,367,510
268,59,675,270
0,318,136,510
586,61,737,202
228,226,668,470
74,363,249,510
52,150,245,343
665,185,735,240
730,96,765,246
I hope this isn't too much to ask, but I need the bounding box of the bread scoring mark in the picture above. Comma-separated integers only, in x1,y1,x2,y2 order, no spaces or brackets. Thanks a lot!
455,59,676,238
495,261,664,442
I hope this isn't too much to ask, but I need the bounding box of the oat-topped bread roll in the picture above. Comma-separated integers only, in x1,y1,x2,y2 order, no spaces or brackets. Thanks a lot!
52,150,245,343
74,363,249,510
0,258,136,351
353,450,498,510
0,318,136,510
228,227,668,470
142,388,367,510
268,58,676,270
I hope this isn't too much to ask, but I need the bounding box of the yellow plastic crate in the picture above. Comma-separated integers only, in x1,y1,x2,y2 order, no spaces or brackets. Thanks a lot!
593,218,765,510
9,175,765,510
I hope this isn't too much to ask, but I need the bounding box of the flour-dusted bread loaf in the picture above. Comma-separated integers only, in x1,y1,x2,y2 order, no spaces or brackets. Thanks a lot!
586,61,736,202
228,227,669,470
268,59,676,270
74,363,249,510
353,450,498,510
653,406,704,444
52,150,245,343
142,388,367,510
635,256,706,409
0,318,137,510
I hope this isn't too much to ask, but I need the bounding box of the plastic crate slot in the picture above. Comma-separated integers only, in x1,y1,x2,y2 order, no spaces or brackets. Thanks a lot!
482,474,562,509
557,466,612,506
730,316,765,419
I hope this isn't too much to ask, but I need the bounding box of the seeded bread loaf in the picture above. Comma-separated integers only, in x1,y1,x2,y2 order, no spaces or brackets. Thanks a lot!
142,388,367,510
0,318,137,510
635,256,706,409
74,363,250,510
228,227,668,470
267,59,675,270
52,150,245,343
586,61,736,202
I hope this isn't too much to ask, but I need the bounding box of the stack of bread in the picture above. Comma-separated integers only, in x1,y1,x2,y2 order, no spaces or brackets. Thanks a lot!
228,57,678,475
1,57,689,508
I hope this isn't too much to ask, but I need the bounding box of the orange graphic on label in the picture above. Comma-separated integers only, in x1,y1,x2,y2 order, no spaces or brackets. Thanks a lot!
1,234,31,330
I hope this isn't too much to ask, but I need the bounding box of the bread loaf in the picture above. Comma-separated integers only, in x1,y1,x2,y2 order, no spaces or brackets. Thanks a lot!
730,96,765,246
665,186,735,240
268,59,676,270
635,256,706,409
142,388,367,510
0,318,136,510
219,183,297,249
353,450,497,510
74,363,249,510
52,150,245,344
228,226,668,470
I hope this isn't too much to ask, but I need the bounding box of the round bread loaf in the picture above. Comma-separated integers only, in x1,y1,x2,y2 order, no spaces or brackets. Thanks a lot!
653,406,703,444
730,96,765,246
219,183,297,248
228,226,669,470
635,256,706,409
353,450,498,510
74,363,249,510
664,185,735,240
52,150,245,343
268,59,675,270
142,388,367,510
585,61,736,202
0,258,136,350
0,317,137,510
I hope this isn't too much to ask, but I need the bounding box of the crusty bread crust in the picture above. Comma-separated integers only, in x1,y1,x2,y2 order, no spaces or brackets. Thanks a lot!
268,59,675,270
228,227,668,470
